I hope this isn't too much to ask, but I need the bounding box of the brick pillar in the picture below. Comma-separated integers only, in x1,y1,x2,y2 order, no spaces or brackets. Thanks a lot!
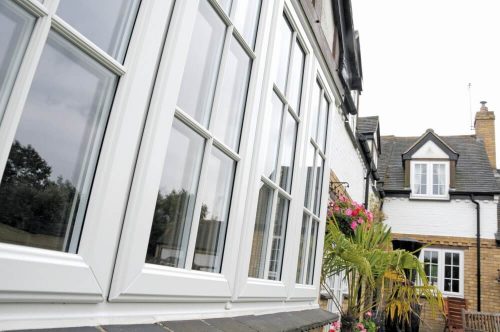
474,101,496,169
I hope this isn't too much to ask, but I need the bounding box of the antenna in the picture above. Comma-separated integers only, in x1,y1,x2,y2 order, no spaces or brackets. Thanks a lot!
468,83,474,131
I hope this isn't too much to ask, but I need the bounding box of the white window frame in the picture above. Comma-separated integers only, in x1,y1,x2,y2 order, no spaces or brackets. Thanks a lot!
419,248,464,297
0,0,173,303
108,0,272,302
410,160,449,199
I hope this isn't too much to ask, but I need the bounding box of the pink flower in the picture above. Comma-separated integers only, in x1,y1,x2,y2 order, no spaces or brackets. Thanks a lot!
357,217,364,224
350,221,358,230
366,311,373,318
339,195,347,202
367,211,374,222
329,320,341,332
357,322,365,330
334,206,340,212
345,208,353,216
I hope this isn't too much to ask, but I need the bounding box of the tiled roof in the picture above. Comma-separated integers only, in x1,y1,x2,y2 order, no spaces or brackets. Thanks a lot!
378,134,498,193
357,116,379,135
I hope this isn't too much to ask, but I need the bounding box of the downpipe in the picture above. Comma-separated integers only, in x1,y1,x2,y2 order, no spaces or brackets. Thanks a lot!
470,194,481,312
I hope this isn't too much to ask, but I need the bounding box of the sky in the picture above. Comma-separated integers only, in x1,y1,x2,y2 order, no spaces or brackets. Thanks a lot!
351,0,500,163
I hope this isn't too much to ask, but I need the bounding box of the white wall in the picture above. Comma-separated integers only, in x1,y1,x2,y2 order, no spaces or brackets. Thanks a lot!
383,197,498,240
330,107,367,203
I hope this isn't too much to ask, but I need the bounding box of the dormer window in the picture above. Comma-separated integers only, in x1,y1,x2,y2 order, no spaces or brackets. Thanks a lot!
411,161,449,198
403,129,458,200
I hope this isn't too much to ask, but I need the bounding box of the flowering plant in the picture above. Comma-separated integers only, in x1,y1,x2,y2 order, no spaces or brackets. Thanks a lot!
327,194,373,237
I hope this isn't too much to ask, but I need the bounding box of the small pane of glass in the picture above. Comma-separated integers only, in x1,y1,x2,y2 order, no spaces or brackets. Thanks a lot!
452,280,459,292
414,163,427,195
268,196,289,281
177,0,226,127
452,266,459,279
453,253,459,265
304,144,315,209
249,184,273,278
431,251,438,264
0,1,34,121
274,15,292,93
309,81,321,141
432,163,445,195
233,0,261,49
263,92,284,180
306,220,319,284
57,0,141,62
278,111,297,192
317,95,329,151
146,119,205,268
0,31,117,253
296,214,309,283
211,38,251,151
313,157,325,215
192,148,235,273
287,41,305,114
445,252,451,265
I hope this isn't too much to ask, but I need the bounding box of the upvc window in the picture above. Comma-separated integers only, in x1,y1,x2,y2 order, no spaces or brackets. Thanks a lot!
249,13,305,281
420,248,464,296
296,79,329,285
411,161,448,198
0,0,143,302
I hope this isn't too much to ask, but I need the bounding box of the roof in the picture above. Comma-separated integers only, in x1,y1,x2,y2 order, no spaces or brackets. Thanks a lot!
378,134,498,193
357,116,379,135
9,309,338,332
402,129,458,161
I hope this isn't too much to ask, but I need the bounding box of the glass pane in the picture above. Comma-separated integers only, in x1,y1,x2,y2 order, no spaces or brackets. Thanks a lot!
287,40,304,114
268,196,289,281
278,111,297,192
309,81,321,142
313,156,324,215
317,95,329,151
444,279,451,292
273,15,292,93
192,148,235,273
57,0,140,62
306,220,319,284
430,265,438,278
445,252,451,265
296,214,309,283
146,119,205,268
452,280,459,292
453,253,459,265
263,92,284,180
445,266,451,278
0,31,117,253
431,251,438,264
211,38,251,151
0,1,34,121
304,144,315,209
424,263,430,276
177,0,226,127
249,184,273,278
423,251,431,263
453,266,459,279
233,0,261,49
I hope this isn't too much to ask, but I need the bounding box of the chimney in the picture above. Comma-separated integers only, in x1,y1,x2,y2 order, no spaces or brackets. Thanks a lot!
474,101,496,169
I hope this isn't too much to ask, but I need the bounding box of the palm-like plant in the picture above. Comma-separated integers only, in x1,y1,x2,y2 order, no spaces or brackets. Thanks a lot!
322,208,444,331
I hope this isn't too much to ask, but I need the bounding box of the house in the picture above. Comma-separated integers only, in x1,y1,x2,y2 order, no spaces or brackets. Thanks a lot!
378,102,500,330
0,0,376,330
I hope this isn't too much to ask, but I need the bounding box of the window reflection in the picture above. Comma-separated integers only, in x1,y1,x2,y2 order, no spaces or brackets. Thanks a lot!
249,184,273,278
0,31,117,252
146,119,205,268
57,0,141,62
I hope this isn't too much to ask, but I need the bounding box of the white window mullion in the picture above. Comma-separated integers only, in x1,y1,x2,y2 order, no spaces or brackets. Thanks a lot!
263,188,280,279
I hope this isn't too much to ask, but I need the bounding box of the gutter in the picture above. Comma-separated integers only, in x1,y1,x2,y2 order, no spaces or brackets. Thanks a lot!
469,194,481,312
364,167,370,208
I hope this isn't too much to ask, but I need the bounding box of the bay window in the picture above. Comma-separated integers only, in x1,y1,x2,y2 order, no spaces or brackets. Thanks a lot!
411,161,449,198
420,248,464,296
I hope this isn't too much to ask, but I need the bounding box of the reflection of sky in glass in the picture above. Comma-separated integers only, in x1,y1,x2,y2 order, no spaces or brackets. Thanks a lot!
14,32,116,186
57,0,140,62
0,2,34,119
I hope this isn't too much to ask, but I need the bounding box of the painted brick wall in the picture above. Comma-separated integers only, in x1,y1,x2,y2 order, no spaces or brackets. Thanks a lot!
329,108,366,203
383,197,498,240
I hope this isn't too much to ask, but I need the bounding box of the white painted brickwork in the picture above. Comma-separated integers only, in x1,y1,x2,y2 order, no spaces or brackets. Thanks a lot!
383,197,498,240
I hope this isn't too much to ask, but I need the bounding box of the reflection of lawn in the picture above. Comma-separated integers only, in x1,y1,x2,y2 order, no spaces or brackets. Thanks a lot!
0,223,62,251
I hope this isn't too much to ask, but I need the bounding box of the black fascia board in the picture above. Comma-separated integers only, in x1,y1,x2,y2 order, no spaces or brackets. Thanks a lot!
402,131,459,161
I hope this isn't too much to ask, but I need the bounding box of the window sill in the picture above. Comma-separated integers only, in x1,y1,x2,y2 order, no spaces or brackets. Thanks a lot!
409,194,450,201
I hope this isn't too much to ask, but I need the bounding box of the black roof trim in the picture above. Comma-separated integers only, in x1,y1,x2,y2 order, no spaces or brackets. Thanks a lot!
402,130,459,161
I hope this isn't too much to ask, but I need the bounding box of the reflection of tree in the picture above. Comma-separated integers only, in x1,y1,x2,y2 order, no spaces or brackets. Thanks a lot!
0,141,76,242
